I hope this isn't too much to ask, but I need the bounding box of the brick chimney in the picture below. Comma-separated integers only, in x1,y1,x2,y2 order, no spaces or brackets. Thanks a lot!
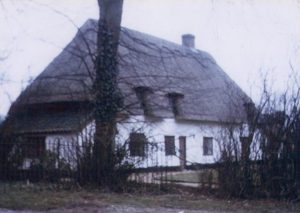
182,34,195,48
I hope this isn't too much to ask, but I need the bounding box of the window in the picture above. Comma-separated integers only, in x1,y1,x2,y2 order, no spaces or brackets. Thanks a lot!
134,86,152,116
240,137,251,159
167,92,184,117
203,137,213,156
164,136,175,156
24,136,45,158
129,133,147,157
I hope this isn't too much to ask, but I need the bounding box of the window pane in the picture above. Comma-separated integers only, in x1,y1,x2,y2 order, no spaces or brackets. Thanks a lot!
129,133,146,157
24,136,45,158
240,137,250,159
165,136,175,156
203,137,213,156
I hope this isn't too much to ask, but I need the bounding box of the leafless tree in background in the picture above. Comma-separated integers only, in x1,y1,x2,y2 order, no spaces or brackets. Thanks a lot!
216,74,300,199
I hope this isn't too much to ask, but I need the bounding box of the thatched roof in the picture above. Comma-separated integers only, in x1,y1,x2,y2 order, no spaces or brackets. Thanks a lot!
10,110,91,134
8,19,250,133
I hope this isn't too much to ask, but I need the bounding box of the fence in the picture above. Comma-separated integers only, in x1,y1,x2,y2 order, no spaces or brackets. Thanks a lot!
0,140,218,189
4,139,297,199
0,141,78,182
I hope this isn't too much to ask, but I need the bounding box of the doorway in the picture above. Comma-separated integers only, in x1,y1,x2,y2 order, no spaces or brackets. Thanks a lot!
179,136,186,170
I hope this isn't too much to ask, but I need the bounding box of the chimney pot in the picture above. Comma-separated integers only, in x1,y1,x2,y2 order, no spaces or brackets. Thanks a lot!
182,34,195,48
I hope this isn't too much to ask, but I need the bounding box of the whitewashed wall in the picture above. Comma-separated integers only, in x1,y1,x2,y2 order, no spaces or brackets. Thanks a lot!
22,134,79,169
45,134,78,168
42,116,244,169
117,116,225,168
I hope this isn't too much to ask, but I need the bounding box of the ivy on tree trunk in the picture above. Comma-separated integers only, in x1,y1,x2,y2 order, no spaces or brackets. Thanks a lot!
93,0,123,187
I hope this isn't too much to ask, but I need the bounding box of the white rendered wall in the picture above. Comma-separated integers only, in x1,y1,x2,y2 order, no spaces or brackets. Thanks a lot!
117,116,224,168
45,134,79,168
44,122,96,168
43,116,239,169
22,134,79,169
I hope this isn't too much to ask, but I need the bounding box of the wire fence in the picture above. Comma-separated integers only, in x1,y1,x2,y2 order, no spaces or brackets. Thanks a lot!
1,139,297,199
0,140,218,190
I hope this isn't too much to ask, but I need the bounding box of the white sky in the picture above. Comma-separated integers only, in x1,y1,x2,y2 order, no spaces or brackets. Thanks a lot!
0,0,300,116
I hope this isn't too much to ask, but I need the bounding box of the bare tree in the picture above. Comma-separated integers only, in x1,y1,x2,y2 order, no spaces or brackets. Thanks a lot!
216,76,300,199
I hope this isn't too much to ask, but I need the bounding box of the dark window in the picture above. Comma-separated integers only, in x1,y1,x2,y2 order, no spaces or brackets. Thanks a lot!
179,136,187,169
134,86,152,116
240,137,250,145
24,136,45,158
129,133,147,157
240,137,251,159
167,92,184,117
203,137,213,156
165,136,176,156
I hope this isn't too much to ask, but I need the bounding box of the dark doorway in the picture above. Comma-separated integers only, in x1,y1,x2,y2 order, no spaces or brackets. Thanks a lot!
179,136,186,170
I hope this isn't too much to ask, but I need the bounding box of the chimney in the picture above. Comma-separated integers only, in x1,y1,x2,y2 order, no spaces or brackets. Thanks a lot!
182,34,195,48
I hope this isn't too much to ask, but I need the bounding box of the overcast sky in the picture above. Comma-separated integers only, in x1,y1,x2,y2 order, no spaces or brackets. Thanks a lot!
0,0,300,115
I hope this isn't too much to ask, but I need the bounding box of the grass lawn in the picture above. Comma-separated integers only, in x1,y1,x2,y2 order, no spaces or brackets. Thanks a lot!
160,170,218,184
0,182,299,212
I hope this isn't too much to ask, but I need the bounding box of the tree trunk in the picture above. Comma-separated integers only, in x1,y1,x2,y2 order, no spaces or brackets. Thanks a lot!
93,0,123,186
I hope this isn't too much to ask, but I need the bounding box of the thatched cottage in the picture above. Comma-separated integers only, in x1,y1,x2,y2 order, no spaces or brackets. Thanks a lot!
2,19,250,169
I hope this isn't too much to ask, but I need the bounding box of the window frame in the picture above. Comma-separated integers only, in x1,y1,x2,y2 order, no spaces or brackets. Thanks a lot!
24,136,46,158
240,136,251,159
203,137,213,156
164,135,176,156
129,133,147,157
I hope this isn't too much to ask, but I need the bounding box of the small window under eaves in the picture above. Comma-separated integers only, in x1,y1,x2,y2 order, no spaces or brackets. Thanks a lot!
167,92,184,117
134,86,153,116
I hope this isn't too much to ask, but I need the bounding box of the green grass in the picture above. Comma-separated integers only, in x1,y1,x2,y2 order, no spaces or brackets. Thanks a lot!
0,182,299,212
0,183,80,210
161,170,218,184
